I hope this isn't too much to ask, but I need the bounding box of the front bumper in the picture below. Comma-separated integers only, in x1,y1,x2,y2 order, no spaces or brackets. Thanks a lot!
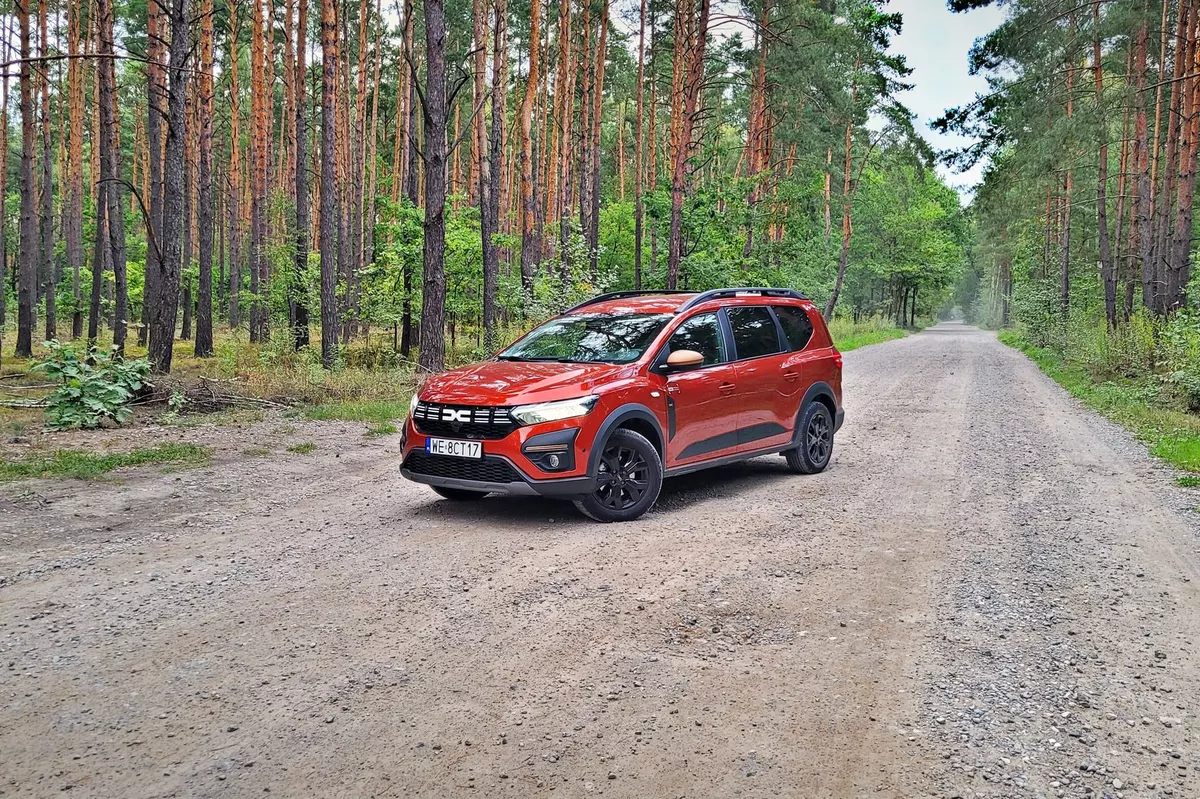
401,453,596,497
835,408,845,433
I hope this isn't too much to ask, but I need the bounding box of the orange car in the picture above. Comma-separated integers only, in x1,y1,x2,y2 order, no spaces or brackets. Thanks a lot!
401,288,843,521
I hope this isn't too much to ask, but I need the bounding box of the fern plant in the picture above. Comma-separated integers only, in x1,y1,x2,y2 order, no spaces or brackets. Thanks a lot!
33,341,153,430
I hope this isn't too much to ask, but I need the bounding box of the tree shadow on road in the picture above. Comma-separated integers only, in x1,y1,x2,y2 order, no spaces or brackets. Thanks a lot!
404,456,799,525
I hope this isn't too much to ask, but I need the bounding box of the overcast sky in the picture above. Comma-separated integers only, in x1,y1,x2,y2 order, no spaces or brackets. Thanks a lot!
886,0,1008,198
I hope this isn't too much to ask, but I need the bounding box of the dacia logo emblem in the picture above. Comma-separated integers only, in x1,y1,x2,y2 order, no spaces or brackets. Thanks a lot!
443,408,471,426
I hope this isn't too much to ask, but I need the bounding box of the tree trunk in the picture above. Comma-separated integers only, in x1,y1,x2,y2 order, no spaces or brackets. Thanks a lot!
248,0,268,342
38,0,54,341
517,0,543,295
399,0,416,357
365,0,382,271
143,0,165,347
587,0,608,278
1093,0,1116,330
195,0,216,355
97,0,127,353
632,0,647,290
419,0,450,371
823,118,855,321
666,0,711,289
481,0,506,350
1060,56,1074,323
15,0,37,358
66,0,85,339
0,19,9,335
292,0,311,349
149,0,192,373
319,0,339,367
1133,21,1156,311
228,0,243,327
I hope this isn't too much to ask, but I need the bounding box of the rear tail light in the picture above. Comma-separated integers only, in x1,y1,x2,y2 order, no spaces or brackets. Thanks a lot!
832,350,843,369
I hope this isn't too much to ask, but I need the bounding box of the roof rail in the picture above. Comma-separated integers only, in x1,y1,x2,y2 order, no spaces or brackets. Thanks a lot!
677,287,809,313
563,290,693,314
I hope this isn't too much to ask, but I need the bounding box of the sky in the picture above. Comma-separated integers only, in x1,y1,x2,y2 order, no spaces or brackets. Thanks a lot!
886,0,1008,198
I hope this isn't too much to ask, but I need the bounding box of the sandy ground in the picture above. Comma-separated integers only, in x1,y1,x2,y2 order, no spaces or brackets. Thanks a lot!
1,322,1198,799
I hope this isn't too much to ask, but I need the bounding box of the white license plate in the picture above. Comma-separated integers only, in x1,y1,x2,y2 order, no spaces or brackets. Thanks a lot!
425,438,482,459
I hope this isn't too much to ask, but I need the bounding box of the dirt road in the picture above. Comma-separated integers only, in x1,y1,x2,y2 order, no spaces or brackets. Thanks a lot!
2,323,1199,798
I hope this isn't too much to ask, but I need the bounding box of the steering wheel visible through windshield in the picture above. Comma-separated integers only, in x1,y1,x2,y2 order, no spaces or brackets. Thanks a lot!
498,313,672,364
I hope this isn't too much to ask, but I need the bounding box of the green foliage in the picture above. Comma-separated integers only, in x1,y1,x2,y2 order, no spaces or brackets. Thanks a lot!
0,443,210,482
303,398,410,424
1159,312,1200,411
1000,330,1200,473
286,442,317,454
32,341,152,430
827,316,915,352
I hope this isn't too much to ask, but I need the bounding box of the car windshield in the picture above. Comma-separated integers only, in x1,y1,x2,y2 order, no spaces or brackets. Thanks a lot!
498,313,671,364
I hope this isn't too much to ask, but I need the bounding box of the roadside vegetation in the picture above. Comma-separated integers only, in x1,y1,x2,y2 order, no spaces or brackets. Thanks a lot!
0,443,210,482
999,325,1200,473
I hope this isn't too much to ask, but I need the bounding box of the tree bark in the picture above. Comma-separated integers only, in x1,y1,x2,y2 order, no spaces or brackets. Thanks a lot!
1092,0,1116,330
39,0,54,341
15,0,37,358
292,0,311,349
481,0,506,350
66,0,85,339
148,0,192,373
228,0,243,326
195,0,216,356
823,116,854,321
248,0,267,342
1133,21,1156,312
517,0,543,294
98,0,127,354
143,0,165,346
666,0,711,289
419,0,450,371
320,0,339,366
633,0,647,290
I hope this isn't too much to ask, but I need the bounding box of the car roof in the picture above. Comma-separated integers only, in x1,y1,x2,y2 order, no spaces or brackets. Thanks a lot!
566,290,812,317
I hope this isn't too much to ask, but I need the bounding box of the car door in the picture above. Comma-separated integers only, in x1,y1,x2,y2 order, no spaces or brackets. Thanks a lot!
655,312,741,467
725,305,794,453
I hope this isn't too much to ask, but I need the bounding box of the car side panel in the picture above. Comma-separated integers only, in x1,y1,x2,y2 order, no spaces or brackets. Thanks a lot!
661,363,742,466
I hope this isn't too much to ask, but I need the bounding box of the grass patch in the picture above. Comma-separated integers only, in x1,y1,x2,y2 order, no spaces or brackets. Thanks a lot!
243,446,271,457
1177,476,1200,487
303,398,409,424
0,442,211,482
1000,330,1200,473
286,442,317,454
365,422,398,437
827,316,919,353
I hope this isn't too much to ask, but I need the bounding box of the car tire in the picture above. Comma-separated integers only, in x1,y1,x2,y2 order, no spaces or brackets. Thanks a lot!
783,402,834,475
573,428,663,522
430,485,489,501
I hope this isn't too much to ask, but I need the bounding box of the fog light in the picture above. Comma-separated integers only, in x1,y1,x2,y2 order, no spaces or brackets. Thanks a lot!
547,454,561,468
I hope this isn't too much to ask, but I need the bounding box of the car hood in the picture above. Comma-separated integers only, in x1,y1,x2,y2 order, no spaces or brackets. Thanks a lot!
419,360,632,405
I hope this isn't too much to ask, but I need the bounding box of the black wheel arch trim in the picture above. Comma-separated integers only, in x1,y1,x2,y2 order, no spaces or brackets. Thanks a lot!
586,403,666,474
792,382,839,445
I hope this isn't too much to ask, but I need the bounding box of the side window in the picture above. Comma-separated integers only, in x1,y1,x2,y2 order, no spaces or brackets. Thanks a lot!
727,306,783,360
775,306,815,351
666,313,727,366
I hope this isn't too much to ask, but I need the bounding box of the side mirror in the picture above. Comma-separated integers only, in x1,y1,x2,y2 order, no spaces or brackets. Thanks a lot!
664,349,705,372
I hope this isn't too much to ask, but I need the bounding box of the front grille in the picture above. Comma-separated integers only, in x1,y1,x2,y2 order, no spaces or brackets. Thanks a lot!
413,401,519,440
404,451,522,484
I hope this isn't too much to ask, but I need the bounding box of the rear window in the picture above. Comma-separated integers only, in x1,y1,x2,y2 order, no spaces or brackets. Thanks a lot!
774,306,815,351
727,306,783,360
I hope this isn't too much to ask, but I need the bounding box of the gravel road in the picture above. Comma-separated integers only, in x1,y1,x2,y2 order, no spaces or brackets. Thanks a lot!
2,322,1199,798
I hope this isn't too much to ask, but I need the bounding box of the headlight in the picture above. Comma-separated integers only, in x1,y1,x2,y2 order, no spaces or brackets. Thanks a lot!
510,396,598,426
408,393,420,418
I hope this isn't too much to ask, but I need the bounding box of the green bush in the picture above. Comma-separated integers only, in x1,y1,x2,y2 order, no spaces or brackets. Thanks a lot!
1160,311,1200,411
32,341,152,430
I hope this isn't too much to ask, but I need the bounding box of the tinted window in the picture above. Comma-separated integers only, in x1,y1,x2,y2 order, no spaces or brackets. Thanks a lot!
775,306,815,351
727,306,783,359
499,313,671,364
667,313,726,366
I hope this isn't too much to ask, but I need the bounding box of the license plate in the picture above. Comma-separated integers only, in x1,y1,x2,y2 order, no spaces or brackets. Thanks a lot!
425,438,482,459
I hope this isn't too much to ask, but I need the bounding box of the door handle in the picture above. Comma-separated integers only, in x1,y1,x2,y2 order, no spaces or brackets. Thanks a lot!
719,382,736,395
783,370,800,382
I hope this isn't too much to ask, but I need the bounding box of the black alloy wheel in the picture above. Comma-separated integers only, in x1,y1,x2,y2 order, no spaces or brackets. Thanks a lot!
573,428,663,522
783,402,834,475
